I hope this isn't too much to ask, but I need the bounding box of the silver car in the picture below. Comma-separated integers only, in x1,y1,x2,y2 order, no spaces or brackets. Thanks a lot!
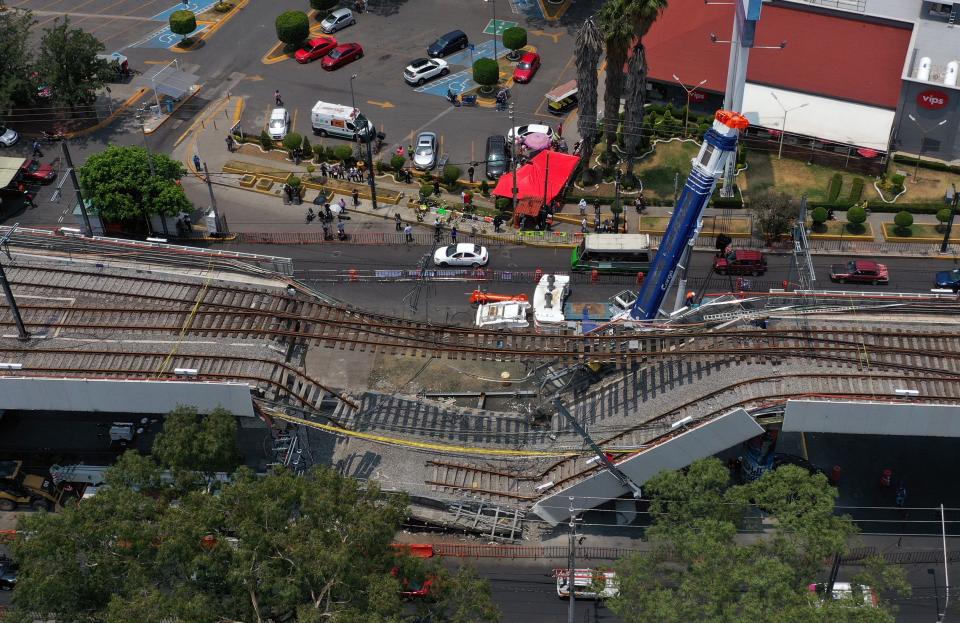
320,8,355,34
0,125,18,148
413,131,437,170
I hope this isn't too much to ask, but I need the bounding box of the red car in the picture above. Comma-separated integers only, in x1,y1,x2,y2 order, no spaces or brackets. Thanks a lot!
321,43,363,70
512,52,540,83
20,158,55,184
294,36,337,63
829,260,889,285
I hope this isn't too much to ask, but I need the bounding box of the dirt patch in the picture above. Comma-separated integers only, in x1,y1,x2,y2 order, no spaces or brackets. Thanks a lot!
884,163,960,202
367,353,533,395
742,151,839,201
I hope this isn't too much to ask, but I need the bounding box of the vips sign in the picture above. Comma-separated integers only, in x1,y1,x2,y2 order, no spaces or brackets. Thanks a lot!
917,90,949,110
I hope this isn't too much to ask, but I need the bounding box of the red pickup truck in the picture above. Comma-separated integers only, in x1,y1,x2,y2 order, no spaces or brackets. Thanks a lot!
829,260,889,285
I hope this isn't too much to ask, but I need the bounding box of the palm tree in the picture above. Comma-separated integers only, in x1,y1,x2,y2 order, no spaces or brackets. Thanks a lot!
574,18,603,176
622,42,647,178
598,0,633,165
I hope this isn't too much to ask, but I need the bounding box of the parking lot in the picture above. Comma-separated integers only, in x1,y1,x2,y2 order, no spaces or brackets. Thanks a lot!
9,0,220,54
234,0,580,172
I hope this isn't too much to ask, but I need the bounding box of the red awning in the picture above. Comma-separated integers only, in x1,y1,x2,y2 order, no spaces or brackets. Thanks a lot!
492,150,579,204
856,147,879,158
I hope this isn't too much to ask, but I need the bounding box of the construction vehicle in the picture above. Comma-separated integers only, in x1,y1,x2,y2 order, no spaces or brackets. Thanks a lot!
0,461,71,511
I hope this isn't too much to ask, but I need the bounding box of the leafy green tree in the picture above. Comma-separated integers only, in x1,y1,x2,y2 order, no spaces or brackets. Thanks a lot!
301,136,313,158
79,145,190,224
749,190,797,241
609,459,908,623
472,58,499,91
36,17,109,110
152,406,240,478
169,9,197,44
333,144,353,162
811,206,829,228
10,445,498,622
260,128,274,151
442,164,461,185
276,10,310,47
936,207,952,231
282,131,303,153
0,8,37,113
610,200,623,232
390,153,406,172
502,26,527,60
846,204,867,235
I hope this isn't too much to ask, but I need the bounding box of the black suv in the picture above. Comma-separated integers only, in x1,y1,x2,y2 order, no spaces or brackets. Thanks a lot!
485,135,509,180
0,558,17,591
428,30,468,57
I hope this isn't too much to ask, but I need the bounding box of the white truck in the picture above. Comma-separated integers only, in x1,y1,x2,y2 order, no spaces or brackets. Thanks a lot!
310,101,375,141
555,568,619,599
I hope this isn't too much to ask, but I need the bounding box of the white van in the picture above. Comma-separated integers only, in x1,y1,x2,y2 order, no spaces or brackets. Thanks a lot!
310,101,374,141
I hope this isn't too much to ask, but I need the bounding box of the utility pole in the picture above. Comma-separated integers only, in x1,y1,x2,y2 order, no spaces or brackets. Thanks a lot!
356,112,379,210
136,116,168,236
202,162,225,236
566,497,578,623
510,103,519,213
61,141,93,237
941,184,958,254
941,503,949,621
0,225,29,341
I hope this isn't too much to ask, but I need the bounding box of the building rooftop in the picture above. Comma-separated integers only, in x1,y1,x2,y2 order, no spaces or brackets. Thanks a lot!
644,0,913,108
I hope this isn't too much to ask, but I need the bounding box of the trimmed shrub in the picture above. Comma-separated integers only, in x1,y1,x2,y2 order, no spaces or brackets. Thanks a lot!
495,197,512,211
300,137,313,158
306,164,316,174
390,154,406,172
213,2,234,12
894,210,913,232
937,208,952,230
890,173,906,194
275,10,309,46
479,180,490,196
848,177,864,203
169,10,197,42
333,145,353,162
419,183,434,199
810,206,828,227
826,173,842,204
472,58,499,89
259,130,274,151
288,176,302,189
502,27,527,58
375,160,385,174
846,205,867,226
310,0,338,10
442,164,461,185
282,132,303,153
581,167,599,186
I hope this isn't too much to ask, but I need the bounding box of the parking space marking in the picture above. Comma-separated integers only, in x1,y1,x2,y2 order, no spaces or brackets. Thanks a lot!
291,108,298,134
416,69,477,97
482,18,518,35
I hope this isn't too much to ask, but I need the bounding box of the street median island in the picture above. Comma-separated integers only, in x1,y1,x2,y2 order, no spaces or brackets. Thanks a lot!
222,159,404,205
806,220,875,241
882,222,960,243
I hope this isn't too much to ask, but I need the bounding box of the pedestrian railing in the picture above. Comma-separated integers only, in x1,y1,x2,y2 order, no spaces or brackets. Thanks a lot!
292,268,644,285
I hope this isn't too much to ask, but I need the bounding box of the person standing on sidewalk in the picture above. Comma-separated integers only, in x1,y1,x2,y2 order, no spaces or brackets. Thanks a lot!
581,217,588,233
450,226,458,243
467,164,475,183
403,223,413,243
352,188,359,206
394,213,403,231
193,154,201,173
433,178,441,197
579,198,587,217
274,90,282,106
338,196,347,214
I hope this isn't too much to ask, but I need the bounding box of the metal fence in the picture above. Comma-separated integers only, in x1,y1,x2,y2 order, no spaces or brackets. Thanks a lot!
293,267,644,285
237,230,580,247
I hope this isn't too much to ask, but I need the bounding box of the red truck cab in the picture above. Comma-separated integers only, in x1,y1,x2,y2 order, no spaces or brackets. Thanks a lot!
713,250,767,276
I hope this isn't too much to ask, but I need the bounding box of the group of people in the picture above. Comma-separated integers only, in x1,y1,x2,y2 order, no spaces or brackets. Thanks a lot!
319,161,365,183
306,198,348,240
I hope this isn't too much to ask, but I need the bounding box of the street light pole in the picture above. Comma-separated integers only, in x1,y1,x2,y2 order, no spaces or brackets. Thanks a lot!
349,74,358,111
770,92,808,160
509,103,518,214
942,184,958,254
907,114,947,183
355,112,378,210
671,74,707,137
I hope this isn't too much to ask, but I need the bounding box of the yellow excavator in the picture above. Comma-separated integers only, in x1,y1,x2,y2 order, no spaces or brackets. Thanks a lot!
0,461,66,512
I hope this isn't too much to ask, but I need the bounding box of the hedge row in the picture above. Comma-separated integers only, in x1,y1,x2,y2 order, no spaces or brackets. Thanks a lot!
806,200,948,214
892,154,960,175
826,173,842,203
848,178,864,203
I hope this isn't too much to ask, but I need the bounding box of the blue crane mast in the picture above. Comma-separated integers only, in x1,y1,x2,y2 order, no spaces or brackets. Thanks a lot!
629,110,750,320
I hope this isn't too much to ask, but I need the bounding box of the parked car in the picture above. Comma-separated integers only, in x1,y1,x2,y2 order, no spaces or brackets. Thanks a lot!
484,135,509,180
295,36,337,63
512,51,541,83
428,30,468,57
268,107,289,140
19,158,55,184
935,268,960,291
403,58,450,86
506,123,558,146
433,243,489,267
413,132,437,170
320,8,355,34
322,43,363,70
0,126,19,148
0,559,17,591
713,249,767,275
829,259,889,285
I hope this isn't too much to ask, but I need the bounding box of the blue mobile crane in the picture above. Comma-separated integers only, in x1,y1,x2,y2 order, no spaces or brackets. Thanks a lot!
629,110,750,320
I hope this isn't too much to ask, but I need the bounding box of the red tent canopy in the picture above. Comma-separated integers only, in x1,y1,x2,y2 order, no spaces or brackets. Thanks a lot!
492,150,579,205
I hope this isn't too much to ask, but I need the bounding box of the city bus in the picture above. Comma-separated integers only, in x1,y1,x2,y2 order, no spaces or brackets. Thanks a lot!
570,234,653,274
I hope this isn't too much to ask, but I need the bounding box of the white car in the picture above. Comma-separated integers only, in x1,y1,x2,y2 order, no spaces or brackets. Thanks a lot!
413,131,437,170
320,8,355,34
0,125,19,148
268,107,289,140
506,123,559,145
404,58,450,86
433,243,489,267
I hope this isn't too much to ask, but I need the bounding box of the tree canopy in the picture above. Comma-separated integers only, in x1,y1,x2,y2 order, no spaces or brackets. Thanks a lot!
78,145,191,222
169,10,198,42
36,17,110,109
749,189,798,240
9,407,499,623
0,9,37,117
608,458,909,623
276,10,310,46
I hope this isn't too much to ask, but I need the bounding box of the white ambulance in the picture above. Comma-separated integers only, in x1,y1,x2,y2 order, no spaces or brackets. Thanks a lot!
310,101,375,141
